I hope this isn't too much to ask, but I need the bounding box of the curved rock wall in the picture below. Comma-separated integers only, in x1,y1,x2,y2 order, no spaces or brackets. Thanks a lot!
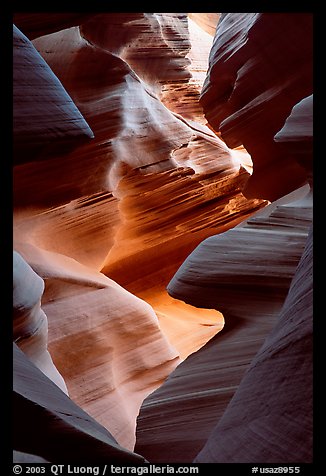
194,226,313,462
13,251,68,394
13,12,313,464
15,242,180,451
200,13,313,200
13,344,147,463
14,14,266,364
13,25,94,165
135,185,312,462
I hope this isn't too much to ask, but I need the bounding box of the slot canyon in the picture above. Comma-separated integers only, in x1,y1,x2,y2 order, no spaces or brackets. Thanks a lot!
12,12,313,465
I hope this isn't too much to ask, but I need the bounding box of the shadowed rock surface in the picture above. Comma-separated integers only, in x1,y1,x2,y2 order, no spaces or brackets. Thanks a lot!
13,25,94,165
13,451,49,463
14,13,265,365
13,344,147,463
274,94,313,174
135,186,312,462
12,12,313,464
13,251,68,394
200,13,313,200
194,226,313,462
134,13,313,462
13,13,95,40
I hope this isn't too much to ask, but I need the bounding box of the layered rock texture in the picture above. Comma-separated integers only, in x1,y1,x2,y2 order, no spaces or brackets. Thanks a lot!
13,251,68,394
13,25,94,165
200,13,313,200
136,185,313,462
14,244,180,451
194,225,313,463
13,12,313,464
13,343,147,463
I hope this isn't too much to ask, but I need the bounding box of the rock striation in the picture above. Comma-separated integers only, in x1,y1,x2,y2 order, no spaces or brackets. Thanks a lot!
13,343,147,463
135,185,312,462
14,14,266,362
15,14,258,455
13,251,68,394
13,12,313,464
167,187,312,313
13,25,94,165
135,13,313,462
14,242,180,451
200,13,313,200
194,225,313,462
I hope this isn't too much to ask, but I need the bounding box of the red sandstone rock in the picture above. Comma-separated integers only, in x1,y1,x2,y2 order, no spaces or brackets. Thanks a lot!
200,13,313,200
14,242,180,450
12,12,314,464
13,344,147,463
15,18,266,360
135,186,312,462
14,16,266,452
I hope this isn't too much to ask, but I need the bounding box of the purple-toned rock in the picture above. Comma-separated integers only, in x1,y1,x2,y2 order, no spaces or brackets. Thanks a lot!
274,94,313,174
13,13,94,40
194,226,313,462
135,186,312,462
200,13,313,200
13,251,68,394
13,343,147,463
13,25,93,165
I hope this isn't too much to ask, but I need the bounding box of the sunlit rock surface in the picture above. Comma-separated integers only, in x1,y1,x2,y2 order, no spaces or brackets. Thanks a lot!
100,127,265,357
135,185,312,462
13,12,313,463
13,344,147,463
14,242,180,450
188,13,220,36
200,13,313,200
13,251,68,394
15,13,262,454
14,15,266,361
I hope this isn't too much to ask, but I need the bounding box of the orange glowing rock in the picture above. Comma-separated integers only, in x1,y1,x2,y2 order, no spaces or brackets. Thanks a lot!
13,12,312,464
14,242,180,450
136,185,313,462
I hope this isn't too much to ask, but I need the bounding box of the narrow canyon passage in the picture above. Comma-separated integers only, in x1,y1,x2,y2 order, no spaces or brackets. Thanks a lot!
13,12,313,465
135,184,312,462
14,12,261,450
